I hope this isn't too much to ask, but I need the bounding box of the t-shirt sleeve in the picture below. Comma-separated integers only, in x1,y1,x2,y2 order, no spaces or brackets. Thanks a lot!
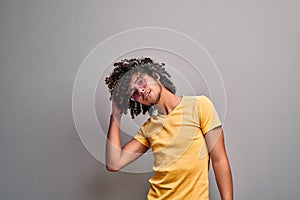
198,96,222,135
133,124,151,148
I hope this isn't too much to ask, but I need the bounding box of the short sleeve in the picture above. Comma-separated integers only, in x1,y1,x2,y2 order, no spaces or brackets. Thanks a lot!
134,126,151,148
198,96,222,135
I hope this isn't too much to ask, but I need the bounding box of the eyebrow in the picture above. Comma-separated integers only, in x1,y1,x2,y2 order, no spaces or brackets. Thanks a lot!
134,75,142,84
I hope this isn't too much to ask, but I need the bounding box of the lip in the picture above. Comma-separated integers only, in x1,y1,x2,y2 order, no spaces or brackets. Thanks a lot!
145,90,150,100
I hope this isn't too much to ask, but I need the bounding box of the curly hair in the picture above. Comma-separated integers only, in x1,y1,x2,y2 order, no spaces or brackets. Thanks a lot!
105,57,176,118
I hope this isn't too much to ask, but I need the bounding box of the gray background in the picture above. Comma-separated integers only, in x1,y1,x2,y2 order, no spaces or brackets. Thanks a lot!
1,0,299,200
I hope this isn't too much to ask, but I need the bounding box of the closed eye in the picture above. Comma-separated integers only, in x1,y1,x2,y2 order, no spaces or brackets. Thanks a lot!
137,78,145,86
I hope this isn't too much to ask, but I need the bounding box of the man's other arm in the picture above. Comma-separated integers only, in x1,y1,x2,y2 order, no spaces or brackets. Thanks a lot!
205,127,233,200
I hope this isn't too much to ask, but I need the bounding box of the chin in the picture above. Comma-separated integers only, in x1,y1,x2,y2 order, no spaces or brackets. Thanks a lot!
154,93,161,103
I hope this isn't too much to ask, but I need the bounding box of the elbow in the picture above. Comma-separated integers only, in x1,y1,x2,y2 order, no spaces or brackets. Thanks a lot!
106,165,120,172
105,155,123,172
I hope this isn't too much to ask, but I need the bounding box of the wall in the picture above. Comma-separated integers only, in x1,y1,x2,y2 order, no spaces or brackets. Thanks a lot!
0,1,299,199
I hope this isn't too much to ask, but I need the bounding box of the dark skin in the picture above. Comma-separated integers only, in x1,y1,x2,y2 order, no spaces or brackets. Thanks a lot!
106,72,233,199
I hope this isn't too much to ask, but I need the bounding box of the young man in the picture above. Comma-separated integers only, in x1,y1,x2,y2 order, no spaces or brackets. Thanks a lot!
105,57,233,200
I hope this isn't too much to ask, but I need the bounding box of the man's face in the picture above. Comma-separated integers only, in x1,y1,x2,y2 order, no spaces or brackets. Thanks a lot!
129,72,162,106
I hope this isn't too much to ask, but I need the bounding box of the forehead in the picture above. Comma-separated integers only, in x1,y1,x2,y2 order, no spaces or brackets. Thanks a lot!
130,72,141,81
129,72,142,88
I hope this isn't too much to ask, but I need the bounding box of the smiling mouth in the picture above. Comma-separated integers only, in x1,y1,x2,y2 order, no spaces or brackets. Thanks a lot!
145,90,150,100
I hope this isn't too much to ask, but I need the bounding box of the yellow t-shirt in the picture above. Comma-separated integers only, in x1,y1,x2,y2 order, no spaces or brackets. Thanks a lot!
134,96,222,200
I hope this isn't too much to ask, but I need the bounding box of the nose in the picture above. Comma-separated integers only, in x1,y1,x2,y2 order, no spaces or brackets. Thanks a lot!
138,87,145,94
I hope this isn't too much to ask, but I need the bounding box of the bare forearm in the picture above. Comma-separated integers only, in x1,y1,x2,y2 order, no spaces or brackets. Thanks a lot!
212,158,233,200
106,114,147,171
106,114,122,170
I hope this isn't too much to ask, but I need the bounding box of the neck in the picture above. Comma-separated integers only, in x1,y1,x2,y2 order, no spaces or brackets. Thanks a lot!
155,87,182,115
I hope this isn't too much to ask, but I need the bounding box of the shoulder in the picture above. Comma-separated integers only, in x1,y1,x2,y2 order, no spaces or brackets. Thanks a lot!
139,117,152,129
195,95,214,106
184,95,215,112
183,95,212,104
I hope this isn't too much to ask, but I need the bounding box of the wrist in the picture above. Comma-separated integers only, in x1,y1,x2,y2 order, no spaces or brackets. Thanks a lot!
111,112,121,121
